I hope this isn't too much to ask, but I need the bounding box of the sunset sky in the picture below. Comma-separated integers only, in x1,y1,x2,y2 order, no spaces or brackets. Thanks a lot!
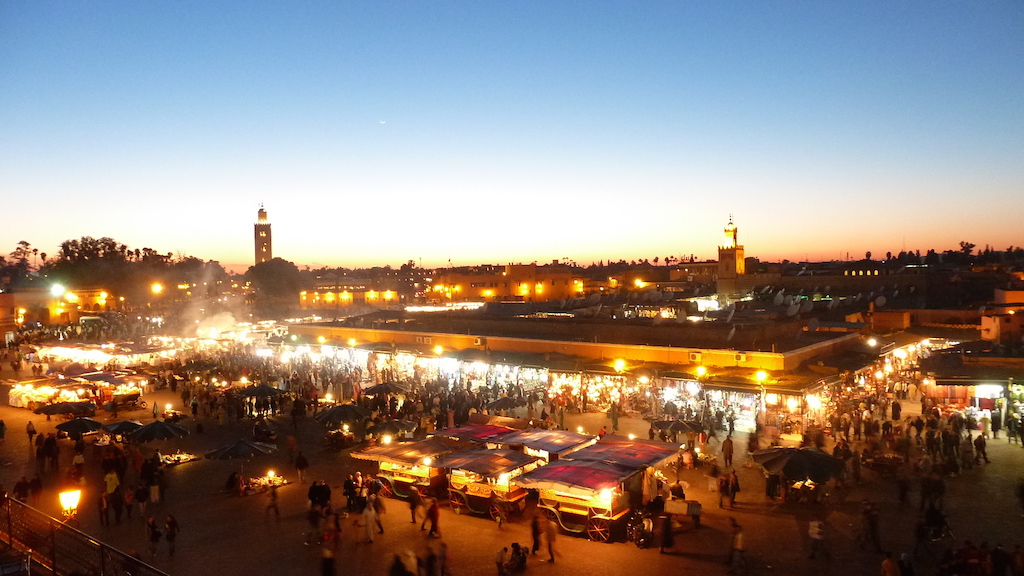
2,2,1022,272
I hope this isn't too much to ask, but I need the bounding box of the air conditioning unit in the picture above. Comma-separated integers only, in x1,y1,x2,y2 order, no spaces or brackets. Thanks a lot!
735,353,747,363
423,337,432,345
415,336,423,344
474,337,486,347
689,352,702,363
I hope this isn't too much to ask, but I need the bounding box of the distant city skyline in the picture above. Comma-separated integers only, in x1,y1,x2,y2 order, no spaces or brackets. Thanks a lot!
2,2,1022,272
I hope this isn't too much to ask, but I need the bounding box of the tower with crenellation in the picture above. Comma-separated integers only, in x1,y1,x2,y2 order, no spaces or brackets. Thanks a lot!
717,215,745,293
254,205,272,265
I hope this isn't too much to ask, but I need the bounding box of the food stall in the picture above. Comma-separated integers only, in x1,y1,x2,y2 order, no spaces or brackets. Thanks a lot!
489,429,596,462
513,459,638,542
443,449,542,520
429,423,515,445
350,438,462,499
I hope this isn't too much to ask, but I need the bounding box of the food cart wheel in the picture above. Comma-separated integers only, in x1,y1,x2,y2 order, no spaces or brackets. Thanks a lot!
488,502,504,522
378,481,394,499
586,518,611,542
541,508,558,523
449,493,468,515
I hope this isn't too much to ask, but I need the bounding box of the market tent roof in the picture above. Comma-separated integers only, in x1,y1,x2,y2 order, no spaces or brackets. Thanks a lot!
494,429,596,456
431,424,515,443
566,439,680,470
441,449,541,478
350,438,463,467
513,460,638,497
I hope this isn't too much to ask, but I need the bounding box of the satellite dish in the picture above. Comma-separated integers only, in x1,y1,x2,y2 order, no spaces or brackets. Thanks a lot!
786,304,800,317
892,290,899,298
855,293,862,302
800,300,813,313
586,293,601,306
693,287,700,297
726,308,736,323
824,285,831,293
909,286,916,294
812,286,819,293
760,286,770,294
978,306,986,314
828,299,836,310
875,296,887,307
727,326,736,341
773,293,785,306
651,291,663,302
807,318,820,332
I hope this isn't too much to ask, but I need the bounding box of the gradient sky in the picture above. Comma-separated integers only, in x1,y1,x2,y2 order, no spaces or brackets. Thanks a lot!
2,2,1022,272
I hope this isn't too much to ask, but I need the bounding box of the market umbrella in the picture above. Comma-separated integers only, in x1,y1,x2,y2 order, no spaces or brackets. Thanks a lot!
485,396,527,411
751,447,845,484
102,420,144,435
240,384,285,398
362,382,409,396
61,363,92,377
205,439,278,477
366,419,418,437
34,401,96,416
55,417,103,436
205,439,277,460
315,403,372,426
127,421,189,443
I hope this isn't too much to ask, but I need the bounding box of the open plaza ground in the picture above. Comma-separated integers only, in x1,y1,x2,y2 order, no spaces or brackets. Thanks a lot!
1,361,1023,576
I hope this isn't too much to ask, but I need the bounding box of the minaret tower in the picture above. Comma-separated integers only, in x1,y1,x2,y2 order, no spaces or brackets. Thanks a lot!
717,215,745,281
254,205,272,265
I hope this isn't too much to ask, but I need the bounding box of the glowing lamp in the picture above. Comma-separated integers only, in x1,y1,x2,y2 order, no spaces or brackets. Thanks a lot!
696,366,707,377
342,424,350,432
786,398,799,412
239,377,248,384
422,457,432,466
765,393,779,406
576,426,584,434
755,371,768,383
867,338,878,347
628,433,636,440
59,489,81,520
806,395,822,410
51,284,66,297
267,470,276,478
348,338,356,347
318,336,326,344
599,488,613,504
382,435,393,445
325,393,333,402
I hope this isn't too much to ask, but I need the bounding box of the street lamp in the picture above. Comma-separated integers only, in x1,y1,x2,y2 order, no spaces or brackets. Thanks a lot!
59,489,81,523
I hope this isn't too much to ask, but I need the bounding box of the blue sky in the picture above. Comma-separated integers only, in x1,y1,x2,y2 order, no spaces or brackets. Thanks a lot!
2,1,1022,271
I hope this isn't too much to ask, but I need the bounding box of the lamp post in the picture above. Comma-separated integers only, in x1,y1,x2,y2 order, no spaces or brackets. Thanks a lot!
59,489,81,525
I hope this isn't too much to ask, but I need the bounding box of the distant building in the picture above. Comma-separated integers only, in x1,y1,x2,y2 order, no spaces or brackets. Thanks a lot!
254,206,272,265
716,217,745,294
431,263,586,303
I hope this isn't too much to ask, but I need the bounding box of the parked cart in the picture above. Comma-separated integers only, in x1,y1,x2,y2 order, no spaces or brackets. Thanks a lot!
443,449,542,521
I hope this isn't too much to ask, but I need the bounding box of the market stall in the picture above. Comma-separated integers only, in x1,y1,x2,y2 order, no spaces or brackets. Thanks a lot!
443,449,542,520
513,459,639,542
490,428,596,462
350,438,462,499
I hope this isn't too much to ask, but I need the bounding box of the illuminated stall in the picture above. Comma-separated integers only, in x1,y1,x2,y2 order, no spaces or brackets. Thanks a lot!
444,449,542,520
350,438,462,499
513,459,637,542
490,429,596,462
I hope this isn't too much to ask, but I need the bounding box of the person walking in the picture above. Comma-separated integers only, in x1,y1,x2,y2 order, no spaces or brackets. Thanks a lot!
26,421,36,448
360,501,377,543
146,517,162,557
424,498,441,538
808,516,829,560
722,435,734,467
367,491,385,534
494,546,508,576
165,515,180,556
407,487,421,524
294,451,309,483
728,470,741,507
530,513,542,555
974,433,990,464
545,516,558,563
729,518,746,574
266,484,280,520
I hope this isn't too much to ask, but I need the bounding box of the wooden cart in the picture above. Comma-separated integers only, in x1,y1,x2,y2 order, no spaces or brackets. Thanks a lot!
444,449,541,521
351,438,461,500
514,460,636,542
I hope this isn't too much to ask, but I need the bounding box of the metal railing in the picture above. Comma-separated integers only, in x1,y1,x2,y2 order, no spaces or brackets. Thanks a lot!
0,498,168,576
